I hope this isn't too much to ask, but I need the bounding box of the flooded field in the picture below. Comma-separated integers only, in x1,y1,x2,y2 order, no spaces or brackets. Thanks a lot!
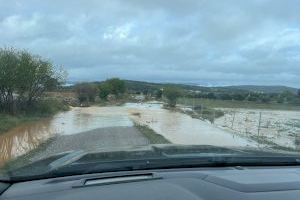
215,108,300,149
1,102,259,166
127,103,257,147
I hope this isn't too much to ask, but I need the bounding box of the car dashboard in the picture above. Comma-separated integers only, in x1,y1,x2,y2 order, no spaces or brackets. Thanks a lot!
2,166,300,200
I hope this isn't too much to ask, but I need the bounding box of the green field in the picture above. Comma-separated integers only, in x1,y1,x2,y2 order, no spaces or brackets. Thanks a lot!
178,98,300,110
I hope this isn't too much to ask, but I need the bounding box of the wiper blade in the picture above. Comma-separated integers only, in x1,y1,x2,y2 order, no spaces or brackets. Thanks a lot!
66,155,300,176
7,155,300,182
48,150,87,171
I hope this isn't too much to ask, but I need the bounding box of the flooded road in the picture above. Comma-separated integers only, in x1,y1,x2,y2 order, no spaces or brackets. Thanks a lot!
0,106,134,166
0,102,257,166
127,103,257,147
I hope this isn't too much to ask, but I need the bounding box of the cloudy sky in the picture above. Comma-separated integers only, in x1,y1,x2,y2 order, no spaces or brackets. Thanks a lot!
0,0,300,87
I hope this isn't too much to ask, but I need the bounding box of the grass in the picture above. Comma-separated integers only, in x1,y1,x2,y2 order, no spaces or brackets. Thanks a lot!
178,98,300,110
134,123,171,144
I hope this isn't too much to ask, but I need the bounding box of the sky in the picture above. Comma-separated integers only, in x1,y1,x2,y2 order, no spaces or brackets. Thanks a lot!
0,0,300,87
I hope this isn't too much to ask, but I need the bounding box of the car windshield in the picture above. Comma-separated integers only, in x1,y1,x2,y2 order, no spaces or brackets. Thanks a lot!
1,0,300,181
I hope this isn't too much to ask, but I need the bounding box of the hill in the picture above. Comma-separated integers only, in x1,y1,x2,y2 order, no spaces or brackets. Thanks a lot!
224,85,299,94
67,80,299,95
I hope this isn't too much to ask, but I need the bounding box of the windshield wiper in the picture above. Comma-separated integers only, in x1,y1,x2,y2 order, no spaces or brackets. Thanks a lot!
48,150,87,171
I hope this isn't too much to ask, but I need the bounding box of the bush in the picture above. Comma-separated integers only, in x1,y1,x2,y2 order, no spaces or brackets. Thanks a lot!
99,83,111,100
75,83,98,103
163,87,182,107
29,99,69,116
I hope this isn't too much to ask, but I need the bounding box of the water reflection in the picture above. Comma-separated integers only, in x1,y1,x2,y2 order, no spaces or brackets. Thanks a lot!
0,119,53,166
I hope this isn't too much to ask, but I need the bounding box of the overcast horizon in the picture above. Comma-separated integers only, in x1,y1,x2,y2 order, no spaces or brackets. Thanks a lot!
1,0,300,87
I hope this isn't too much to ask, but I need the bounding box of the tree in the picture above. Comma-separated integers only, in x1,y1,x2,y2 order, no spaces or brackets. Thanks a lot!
0,48,65,113
163,87,182,107
98,83,111,100
75,83,98,103
279,90,294,103
0,48,19,113
155,89,163,100
298,89,300,98
105,78,126,96
247,92,259,102
232,93,246,101
98,78,126,101
260,95,271,103
207,92,216,100
218,93,232,100
16,51,66,107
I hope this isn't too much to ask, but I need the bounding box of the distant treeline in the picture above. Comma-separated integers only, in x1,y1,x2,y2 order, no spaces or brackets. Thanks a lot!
124,80,300,105
185,90,300,105
74,78,126,104
73,79,180,107
71,79,300,107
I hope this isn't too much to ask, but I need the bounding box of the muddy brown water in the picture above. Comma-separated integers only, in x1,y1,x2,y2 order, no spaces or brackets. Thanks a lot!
0,103,257,166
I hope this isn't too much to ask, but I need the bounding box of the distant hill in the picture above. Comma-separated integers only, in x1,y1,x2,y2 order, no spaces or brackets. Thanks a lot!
68,80,299,95
124,80,213,93
125,81,299,94
224,85,299,94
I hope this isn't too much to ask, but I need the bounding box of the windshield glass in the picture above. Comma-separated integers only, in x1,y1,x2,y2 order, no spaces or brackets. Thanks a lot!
1,0,300,180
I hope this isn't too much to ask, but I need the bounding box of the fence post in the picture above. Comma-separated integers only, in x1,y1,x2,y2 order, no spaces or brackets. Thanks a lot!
258,112,262,137
192,98,195,110
231,111,236,130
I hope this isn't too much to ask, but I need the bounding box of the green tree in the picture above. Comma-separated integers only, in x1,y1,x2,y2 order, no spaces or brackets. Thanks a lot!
260,95,271,103
98,83,111,100
16,51,66,107
0,48,65,113
0,48,19,113
207,92,216,99
232,93,246,101
105,78,126,96
298,89,300,98
163,87,182,107
247,93,259,102
279,90,294,103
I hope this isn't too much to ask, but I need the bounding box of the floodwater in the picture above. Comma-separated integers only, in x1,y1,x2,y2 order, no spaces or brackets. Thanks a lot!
215,108,300,149
0,102,257,166
126,103,257,147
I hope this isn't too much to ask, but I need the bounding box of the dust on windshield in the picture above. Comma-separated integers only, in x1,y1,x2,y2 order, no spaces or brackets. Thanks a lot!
1,0,300,172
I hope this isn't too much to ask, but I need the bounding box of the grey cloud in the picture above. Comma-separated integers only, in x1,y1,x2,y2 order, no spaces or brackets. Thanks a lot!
0,0,300,87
